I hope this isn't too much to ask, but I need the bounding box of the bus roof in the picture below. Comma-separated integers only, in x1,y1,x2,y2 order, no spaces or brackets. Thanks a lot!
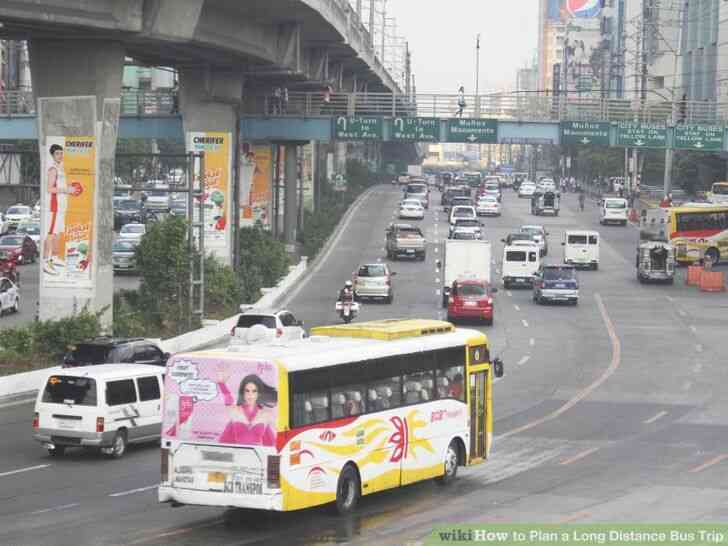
670,203,728,212
180,323,487,374
311,319,454,340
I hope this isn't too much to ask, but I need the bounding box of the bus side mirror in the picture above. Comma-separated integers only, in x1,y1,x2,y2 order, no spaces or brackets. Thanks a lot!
493,357,504,378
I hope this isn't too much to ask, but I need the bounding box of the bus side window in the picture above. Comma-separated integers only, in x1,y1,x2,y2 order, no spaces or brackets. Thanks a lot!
331,393,347,418
309,392,330,422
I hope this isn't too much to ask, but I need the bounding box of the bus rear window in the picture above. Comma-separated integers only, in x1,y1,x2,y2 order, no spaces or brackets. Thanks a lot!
606,200,626,209
42,376,97,406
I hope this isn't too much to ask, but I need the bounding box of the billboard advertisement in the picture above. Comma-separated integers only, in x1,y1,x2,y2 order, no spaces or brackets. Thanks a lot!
566,0,602,19
546,0,563,21
186,132,232,260
162,355,278,447
239,143,273,228
41,136,96,287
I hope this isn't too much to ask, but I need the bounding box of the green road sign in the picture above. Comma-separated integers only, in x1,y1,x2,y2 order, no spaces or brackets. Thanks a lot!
392,117,439,141
333,116,383,140
446,118,498,144
561,121,610,146
674,124,724,151
615,122,667,148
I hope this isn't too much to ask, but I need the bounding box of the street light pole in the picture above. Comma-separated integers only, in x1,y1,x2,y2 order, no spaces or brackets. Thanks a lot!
663,2,684,198
475,33,481,166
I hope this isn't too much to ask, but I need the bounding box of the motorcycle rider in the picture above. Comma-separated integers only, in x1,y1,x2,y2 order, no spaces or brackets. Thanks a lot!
338,280,358,303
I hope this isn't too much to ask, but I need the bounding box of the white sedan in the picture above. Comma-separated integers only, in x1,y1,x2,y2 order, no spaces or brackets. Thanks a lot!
0,277,19,315
118,223,146,243
518,183,537,198
399,202,425,220
476,197,501,216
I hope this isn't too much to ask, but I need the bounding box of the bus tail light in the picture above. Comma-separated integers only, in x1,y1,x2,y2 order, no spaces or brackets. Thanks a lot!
96,417,105,433
267,455,281,489
32,412,39,429
161,448,169,482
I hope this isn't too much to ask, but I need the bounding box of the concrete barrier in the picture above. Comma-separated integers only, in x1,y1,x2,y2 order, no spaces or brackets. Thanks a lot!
0,257,310,400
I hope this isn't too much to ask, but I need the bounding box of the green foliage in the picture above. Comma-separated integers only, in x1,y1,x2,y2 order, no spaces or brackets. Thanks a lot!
205,256,242,318
0,309,103,374
238,227,290,303
674,151,726,195
112,291,148,338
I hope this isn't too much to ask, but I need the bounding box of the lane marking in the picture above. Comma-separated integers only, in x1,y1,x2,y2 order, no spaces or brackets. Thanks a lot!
500,293,621,439
666,295,675,302
521,319,529,327
643,410,668,424
435,289,441,296
689,325,697,333
688,454,728,474
507,291,513,297
377,257,382,263
529,338,535,346
678,309,687,317
560,447,600,465
514,304,521,311
434,247,439,253
517,356,531,366
695,344,703,353
109,484,158,497
29,503,79,516
0,464,51,478
435,278,440,284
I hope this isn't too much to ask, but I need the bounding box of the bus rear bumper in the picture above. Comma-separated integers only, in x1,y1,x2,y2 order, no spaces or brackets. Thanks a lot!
158,485,283,511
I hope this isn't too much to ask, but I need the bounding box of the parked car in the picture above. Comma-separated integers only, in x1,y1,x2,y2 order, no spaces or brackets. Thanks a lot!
0,277,19,315
118,223,146,243
16,221,41,245
230,309,306,344
62,337,169,368
353,263,395,303
533,264,579,305
4,204,32,231
33,364,165,458
112,240,139,273
0,234,37,264
447,277,497,325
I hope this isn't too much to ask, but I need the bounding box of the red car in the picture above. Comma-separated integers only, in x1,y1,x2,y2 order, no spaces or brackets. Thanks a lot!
446,278,497,325
0,234,37,265
0,251,19,284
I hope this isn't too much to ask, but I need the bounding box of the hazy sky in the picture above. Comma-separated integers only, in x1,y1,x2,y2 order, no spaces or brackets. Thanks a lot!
385,0,539,94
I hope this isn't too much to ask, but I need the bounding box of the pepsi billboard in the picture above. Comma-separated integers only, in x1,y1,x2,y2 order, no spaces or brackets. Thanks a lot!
566,0,603,19
546,0,562,21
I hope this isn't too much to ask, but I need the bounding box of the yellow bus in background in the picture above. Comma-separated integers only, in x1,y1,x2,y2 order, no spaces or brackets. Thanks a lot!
158,319,503,515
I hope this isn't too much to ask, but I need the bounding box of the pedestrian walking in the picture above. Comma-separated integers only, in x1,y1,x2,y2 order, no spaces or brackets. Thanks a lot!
272,86,282,115
456,86,466,118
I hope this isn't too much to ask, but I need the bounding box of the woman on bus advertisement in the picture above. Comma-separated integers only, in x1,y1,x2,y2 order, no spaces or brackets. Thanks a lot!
163,356,278,446
41,137,95,284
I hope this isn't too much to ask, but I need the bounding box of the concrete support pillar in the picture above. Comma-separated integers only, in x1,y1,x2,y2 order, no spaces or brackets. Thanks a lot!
29,39,124,326
179,66,243,265
283,144,298,248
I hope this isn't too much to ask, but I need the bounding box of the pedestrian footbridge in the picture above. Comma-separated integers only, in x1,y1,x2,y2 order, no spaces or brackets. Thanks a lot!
2,90,727,152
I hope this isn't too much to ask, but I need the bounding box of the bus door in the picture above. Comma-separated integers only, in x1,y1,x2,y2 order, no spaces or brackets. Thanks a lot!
468,368,488,463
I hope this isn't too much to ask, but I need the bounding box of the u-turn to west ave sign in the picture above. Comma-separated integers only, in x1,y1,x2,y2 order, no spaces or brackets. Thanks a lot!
331,116,727,151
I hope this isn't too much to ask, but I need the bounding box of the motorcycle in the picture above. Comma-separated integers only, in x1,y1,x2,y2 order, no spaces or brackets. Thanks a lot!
335,299,360,323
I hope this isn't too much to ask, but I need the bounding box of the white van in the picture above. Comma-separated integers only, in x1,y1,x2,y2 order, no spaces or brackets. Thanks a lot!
33,364,164,459
563,230,600,270
502,244,540,288
600,197,629,225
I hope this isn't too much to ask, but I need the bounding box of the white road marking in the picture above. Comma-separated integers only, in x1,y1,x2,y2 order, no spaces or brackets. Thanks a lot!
377,257,382,262
517,356,531,366
435,278,440,284
529,338,535,346
695,344,703,353
435,289,441,296
434,247,439,253
693,362,703,373
0,464,51,478
678,310,687,317
666,296,675,302
522,319,529,327
689,325,697,333
507,291,513,297
643,410,668,424
29,503,79,516
514,305,521,311
109,484,158,498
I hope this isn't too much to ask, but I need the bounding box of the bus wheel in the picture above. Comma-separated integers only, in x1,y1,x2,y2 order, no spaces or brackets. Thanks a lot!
436,441,459,485
335,465,360,515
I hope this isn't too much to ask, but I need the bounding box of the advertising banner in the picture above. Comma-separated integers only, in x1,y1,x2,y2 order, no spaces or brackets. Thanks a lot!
239,143,273,228
186,132,232,259
40,136,96,288
162,355,279,447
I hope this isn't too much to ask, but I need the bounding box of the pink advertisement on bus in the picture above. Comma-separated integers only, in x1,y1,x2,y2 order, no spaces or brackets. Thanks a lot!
162,356,278,447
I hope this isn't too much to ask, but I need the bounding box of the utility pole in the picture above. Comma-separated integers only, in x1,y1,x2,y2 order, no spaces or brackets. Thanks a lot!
663,1,684,198
475,33,481,165
381,0,386,63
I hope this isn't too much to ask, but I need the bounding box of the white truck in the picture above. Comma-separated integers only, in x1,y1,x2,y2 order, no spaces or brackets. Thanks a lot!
440,239,492,307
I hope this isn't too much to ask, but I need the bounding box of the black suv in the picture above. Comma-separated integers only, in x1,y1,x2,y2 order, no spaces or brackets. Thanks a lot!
62,337,169,368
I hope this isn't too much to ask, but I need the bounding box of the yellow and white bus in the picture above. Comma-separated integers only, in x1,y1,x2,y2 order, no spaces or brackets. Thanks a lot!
158,319,503,514
641,204,728,264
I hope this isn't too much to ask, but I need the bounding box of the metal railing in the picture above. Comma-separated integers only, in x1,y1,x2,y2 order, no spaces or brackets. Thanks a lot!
258,91,728,125
3,89,727,126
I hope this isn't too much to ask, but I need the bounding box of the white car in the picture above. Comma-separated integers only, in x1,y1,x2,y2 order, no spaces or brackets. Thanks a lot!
537,179,557,193
449,218,482,239
399,202,425,220
5,205,32,230
230,309,306,344
0,277,19,315
518,183,537,198
520,225,549,256
449,205,477,226
476,196,501,216
118,223,146,243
